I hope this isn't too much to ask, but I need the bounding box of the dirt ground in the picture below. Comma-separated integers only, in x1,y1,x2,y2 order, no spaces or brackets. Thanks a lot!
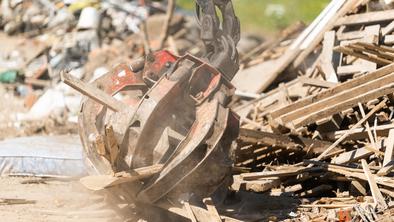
0,177,129,222
0,176,305,222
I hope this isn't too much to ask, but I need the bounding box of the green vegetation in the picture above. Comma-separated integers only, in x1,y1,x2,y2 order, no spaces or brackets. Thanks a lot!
177,0,330,34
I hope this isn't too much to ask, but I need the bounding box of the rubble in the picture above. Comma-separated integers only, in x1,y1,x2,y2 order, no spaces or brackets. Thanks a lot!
230,0,394,221
0,0,200,140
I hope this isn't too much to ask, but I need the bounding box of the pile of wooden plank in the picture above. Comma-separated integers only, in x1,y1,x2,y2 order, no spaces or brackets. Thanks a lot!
230,1,394,221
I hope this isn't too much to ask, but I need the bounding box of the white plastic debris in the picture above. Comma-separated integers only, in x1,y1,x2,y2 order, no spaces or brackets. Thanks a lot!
16,89,65,121
77,7,100,30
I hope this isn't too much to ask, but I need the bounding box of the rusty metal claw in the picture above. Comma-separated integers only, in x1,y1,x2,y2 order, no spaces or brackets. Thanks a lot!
67,0,241,210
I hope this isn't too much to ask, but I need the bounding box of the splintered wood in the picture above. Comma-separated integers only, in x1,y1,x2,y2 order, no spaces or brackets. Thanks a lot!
231,1,394,221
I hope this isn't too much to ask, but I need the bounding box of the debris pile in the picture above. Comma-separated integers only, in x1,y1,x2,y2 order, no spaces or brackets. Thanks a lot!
230,0,394,221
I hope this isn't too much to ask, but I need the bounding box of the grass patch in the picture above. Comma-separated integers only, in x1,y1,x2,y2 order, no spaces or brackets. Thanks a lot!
177,0,330,34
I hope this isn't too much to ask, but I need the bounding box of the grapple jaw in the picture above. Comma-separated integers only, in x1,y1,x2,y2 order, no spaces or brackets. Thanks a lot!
63,0,242,208
77,50,239,204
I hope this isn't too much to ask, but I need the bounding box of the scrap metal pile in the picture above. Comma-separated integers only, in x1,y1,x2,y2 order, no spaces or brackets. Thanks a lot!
3,0,394,221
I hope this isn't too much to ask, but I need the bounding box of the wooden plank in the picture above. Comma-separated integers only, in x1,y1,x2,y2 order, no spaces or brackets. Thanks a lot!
359,25,380,72
293,86,393,128
382,20,394,36
337,64,365,76
380,188,394,198
80,164,163,191
280,72,394,124
202,198,222,222
157,0,175,49
377,129,394,176
320,62,339,83
239,128,339,155
348,44,394,61
232,59,288,93
378,161,394,176
352,42,394,60
382,128,394,166
184,202,197,222
358,103,377,149
363,25,380,44
240,166,316,181
357,42,394,54
320,31,338,83
300,77,337,88
293,0,361,67
337,29,364,41
334,45,391,66
334,9,394,27
158,199,242,222
61,71,128,112
270,63,394,119
323,123,394,141
384,35,394,45
350,179,367,196
361,159,388,210
307,160,394,189
332,147,374,164
257,50,299,93
314,99,387,161
233,78,299,117
290,0,342,50
355,41,394,55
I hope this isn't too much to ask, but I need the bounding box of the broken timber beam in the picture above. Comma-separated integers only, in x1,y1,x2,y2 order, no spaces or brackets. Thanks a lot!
334,9,394,27
240,166,321,181
334,45,392,66
361,159,388,210
300,76,337,88
332,146,376,164
315,99,387,162
80,164,163,191
293,82,392,128
383,20,394,36
378,129,394,176
307,160,394,189
271,64,394,119
323,123,394,141
61,71,129,112
239,128,339,155
270,63,394,128
320,30,339,83
202,198,222,222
